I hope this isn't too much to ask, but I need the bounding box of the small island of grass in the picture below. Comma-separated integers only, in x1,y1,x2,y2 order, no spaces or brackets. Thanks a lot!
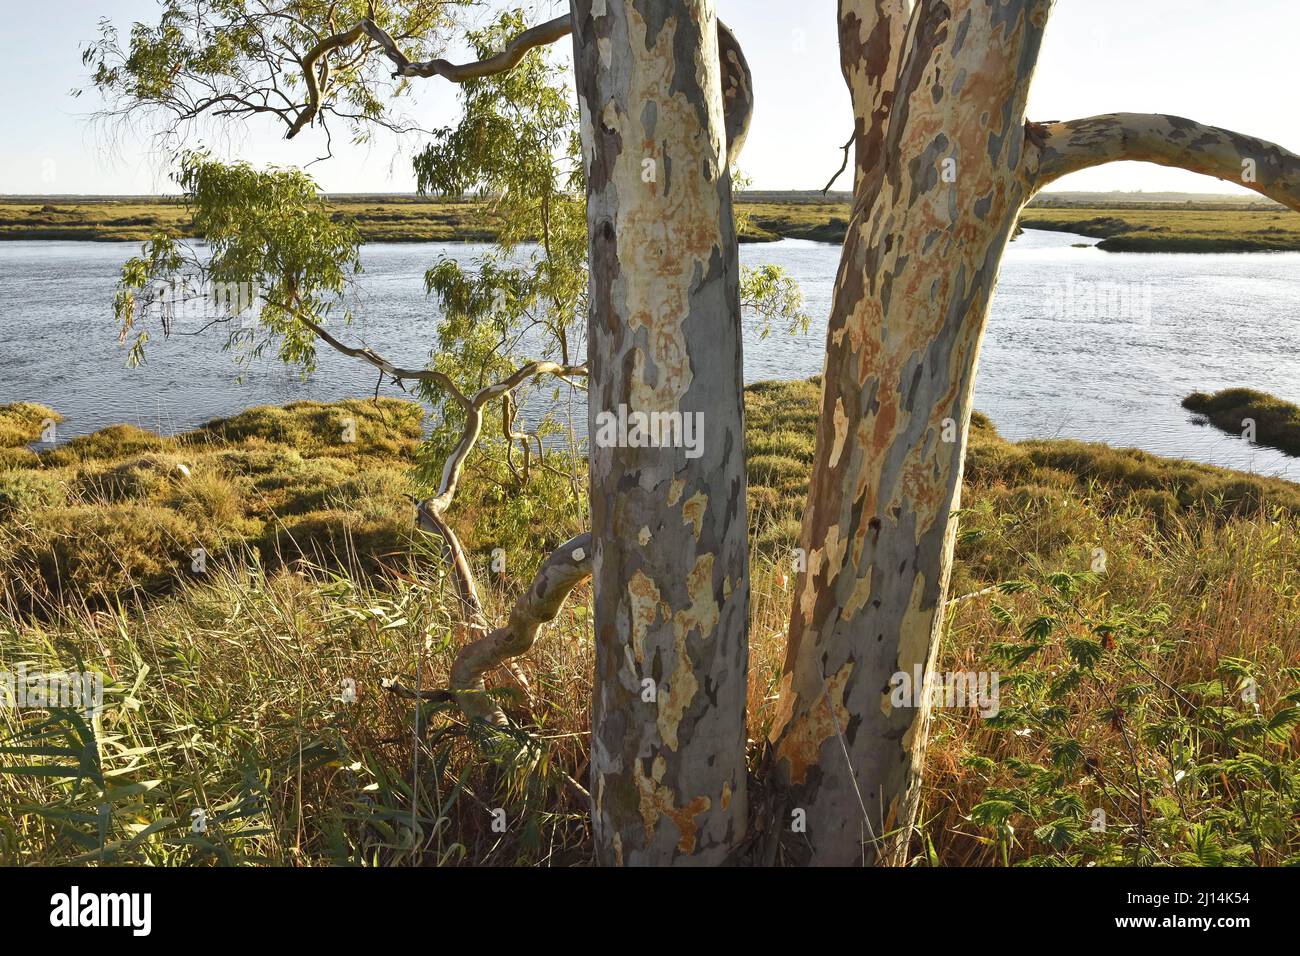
1183,388,1300,456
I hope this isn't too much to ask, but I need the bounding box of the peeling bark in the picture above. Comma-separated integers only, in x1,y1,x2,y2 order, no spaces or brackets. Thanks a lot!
769,0,1053,867
572,0,749,866
838,0,911,191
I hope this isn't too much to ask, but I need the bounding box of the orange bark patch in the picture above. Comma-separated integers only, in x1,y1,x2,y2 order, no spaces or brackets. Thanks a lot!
634,755,712,854
681,491,708,538
772,661,853,786
627,569,662,665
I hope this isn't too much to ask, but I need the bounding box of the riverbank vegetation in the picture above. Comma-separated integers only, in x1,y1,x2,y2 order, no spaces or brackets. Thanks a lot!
3,380,1298,865
1018,205,1300,252
6,195,1300,251
1184,388,1300,456
0,195,824,244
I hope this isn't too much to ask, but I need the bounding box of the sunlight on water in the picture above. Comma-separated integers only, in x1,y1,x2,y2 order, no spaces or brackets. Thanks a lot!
1,230,1296,480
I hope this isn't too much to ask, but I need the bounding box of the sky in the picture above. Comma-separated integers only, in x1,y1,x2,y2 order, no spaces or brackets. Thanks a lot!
2,0,1297,195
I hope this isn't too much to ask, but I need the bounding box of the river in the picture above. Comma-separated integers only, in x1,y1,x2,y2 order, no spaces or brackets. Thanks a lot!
1,229,1296,480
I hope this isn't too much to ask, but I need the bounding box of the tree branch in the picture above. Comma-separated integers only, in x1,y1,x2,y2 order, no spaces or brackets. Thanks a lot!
293,311,469,404
450,533,593,723
821,132,855,194
716,19,754,166
1032,113,1300,211
289,306,586,665
285,24,369,138
288,14,753,163
362,15,571,82
284,15,570,139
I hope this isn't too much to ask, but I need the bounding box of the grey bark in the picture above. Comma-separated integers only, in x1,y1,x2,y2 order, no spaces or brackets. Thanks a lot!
572,0,750,865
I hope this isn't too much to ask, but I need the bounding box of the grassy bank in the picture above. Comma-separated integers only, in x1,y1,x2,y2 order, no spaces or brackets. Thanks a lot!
0,197,495,244
2,382,1298,865
0,196,832,245
1183,388,1300,456
7,196,1300,250
1018,206,1300,252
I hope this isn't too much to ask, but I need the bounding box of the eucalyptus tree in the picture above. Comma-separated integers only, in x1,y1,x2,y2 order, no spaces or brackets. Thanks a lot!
92,0,1300,867
765,0,1300,866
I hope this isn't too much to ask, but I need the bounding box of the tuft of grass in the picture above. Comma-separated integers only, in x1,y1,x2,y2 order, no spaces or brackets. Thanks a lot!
1183,387,1300,457
0,403,59,449
0,470,64,517
42,424,171,467
189,397,424,460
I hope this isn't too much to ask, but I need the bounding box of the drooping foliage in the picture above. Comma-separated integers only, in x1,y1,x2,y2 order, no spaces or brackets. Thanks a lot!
114,152,362,371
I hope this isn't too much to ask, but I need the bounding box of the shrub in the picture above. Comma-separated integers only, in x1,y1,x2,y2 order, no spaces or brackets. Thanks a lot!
74,453,191,503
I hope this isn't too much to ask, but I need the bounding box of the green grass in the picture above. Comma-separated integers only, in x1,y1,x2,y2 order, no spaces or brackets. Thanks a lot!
1183,388,1300,456
1018,206,1300,252
0,196,810,244
1,381,1297,865
10,197,1300,250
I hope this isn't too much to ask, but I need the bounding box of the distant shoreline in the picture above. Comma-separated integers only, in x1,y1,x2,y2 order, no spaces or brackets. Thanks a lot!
2,193,1298,251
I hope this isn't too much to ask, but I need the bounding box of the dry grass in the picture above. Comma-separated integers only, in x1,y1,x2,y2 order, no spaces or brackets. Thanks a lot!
1,381,1297,865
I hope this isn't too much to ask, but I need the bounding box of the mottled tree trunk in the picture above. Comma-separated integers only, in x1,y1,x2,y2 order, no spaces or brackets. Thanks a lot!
572,0,750,865
768,0,1052,866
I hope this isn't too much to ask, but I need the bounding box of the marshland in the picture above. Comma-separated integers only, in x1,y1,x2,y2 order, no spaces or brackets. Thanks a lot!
2,0,1300,871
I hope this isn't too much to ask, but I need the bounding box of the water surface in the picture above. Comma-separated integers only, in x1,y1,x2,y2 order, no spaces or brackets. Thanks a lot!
1,230,1296,480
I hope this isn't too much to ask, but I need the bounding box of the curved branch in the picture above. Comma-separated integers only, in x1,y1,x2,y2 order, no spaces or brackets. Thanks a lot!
293,312,469,404
291,307,587,681
290,15,753,161
286,24,368,138
1033,113,1300,212
423,360,587,517
416,502,485,623
286,16,568,138
450,533,593,723
362,15,571,82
